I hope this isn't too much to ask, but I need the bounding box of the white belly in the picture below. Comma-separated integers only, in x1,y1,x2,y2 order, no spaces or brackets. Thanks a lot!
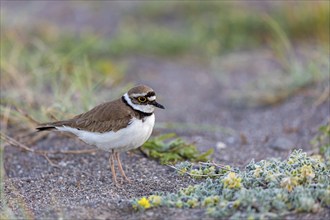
56,114,155,152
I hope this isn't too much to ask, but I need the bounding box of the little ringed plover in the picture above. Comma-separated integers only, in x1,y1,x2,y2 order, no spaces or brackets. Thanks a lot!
37,85,165,185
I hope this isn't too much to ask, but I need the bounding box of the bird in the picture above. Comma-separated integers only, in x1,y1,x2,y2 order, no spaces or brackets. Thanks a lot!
36,85,165,185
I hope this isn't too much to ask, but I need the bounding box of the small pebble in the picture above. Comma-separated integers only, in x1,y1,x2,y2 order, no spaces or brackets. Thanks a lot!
268,137,294,151
216,142,227,150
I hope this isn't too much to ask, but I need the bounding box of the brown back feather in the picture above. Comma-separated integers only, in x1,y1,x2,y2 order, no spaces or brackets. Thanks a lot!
37,98,136,133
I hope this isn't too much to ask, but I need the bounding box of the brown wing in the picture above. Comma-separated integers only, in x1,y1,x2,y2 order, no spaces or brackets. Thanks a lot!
37,99,134,133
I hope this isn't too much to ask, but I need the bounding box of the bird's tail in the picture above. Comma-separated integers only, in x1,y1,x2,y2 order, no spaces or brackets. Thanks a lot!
36,125,56,131
36,120,70,132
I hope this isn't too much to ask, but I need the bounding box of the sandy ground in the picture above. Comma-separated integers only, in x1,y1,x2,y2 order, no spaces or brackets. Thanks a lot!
2,1,330,219
3,53,329,219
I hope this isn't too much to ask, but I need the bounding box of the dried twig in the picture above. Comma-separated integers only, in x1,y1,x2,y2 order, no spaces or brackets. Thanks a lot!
1,133,97,154
167,162,268,187
167,160,238,178
1,105,11,132
0,132,98,167
47,111,60,121
199,161,238,173
1,133,33,152
24,132,50,145
50,149,97,154
41,153,60,167
166,164,224,178
200,162,268,187
14,106,40,125
313,85,330,107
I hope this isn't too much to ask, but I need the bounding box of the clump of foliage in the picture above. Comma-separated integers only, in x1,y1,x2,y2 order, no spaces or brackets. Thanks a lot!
109,2,329,56
141,133,213,164
1,26,128,128
311,122,330,165
132,150,329,219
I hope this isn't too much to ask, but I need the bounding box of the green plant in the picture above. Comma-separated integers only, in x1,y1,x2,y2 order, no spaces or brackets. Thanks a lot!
112,1,329,56
311,122,330,165
0,26,127,130
140,133,213,165
132,150,330,219
227,14,329,107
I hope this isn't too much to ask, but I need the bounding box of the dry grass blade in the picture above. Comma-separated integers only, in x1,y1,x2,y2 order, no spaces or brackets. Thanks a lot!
58,149,97,154
199,161,238,173
0,132,60,167
1,133,33,152
1,106,11,132
0,132,97,156
14,106,40,125
313,85,330,107
47,111,60,121
23,132,50,145
41,154,60,167
167,161,239,178
166,164,223,178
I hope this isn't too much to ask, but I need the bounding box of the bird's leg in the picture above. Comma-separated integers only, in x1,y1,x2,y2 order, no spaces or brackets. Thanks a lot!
109,150,118,185
115,152,131,183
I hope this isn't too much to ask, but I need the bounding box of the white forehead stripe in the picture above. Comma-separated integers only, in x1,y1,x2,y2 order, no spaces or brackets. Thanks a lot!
148,96,156,101
131,92,148,98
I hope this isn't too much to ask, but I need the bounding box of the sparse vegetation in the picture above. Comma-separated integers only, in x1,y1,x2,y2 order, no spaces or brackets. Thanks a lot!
225,14,329,107
1,1,328,125
132,150,330,219
311,122,330,165
141,133,213,165
110,1,329,56
1,24,128,129
1,1,329,219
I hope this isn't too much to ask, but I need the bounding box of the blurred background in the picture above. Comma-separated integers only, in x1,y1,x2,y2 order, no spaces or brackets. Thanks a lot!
1,1,329,162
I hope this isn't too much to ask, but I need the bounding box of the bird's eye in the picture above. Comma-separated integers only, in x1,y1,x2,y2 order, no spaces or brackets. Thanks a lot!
138,96,147,102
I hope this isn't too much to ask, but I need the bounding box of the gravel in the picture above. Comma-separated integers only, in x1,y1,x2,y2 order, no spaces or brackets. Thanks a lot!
2,1,329,219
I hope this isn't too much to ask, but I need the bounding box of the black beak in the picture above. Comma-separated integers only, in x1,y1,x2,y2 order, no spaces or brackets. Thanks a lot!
151,101,165,109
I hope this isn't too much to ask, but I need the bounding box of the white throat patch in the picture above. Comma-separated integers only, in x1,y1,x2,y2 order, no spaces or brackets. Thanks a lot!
123,93,154,113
